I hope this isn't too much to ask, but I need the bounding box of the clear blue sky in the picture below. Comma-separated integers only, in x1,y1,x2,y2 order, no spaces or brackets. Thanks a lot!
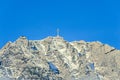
0,0,120,49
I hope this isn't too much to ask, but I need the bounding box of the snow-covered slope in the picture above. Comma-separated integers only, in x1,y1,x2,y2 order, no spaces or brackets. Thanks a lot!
0,36,120,80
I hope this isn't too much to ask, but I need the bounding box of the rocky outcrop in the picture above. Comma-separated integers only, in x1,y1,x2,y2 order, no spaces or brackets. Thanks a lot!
0,36,119,80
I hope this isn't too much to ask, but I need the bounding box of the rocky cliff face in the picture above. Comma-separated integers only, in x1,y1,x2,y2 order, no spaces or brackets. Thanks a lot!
0,36,120,80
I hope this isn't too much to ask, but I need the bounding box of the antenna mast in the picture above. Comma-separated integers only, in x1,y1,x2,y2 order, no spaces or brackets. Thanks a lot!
57,28,60,37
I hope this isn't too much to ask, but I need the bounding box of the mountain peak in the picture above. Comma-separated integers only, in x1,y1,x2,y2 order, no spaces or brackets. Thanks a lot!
16,36,27,41
0,36,119,80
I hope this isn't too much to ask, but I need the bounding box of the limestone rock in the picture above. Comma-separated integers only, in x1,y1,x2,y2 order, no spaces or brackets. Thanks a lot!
0,36,119,80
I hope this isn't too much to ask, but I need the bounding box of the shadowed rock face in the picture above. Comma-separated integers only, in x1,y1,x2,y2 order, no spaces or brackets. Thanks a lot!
0,36,120,80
